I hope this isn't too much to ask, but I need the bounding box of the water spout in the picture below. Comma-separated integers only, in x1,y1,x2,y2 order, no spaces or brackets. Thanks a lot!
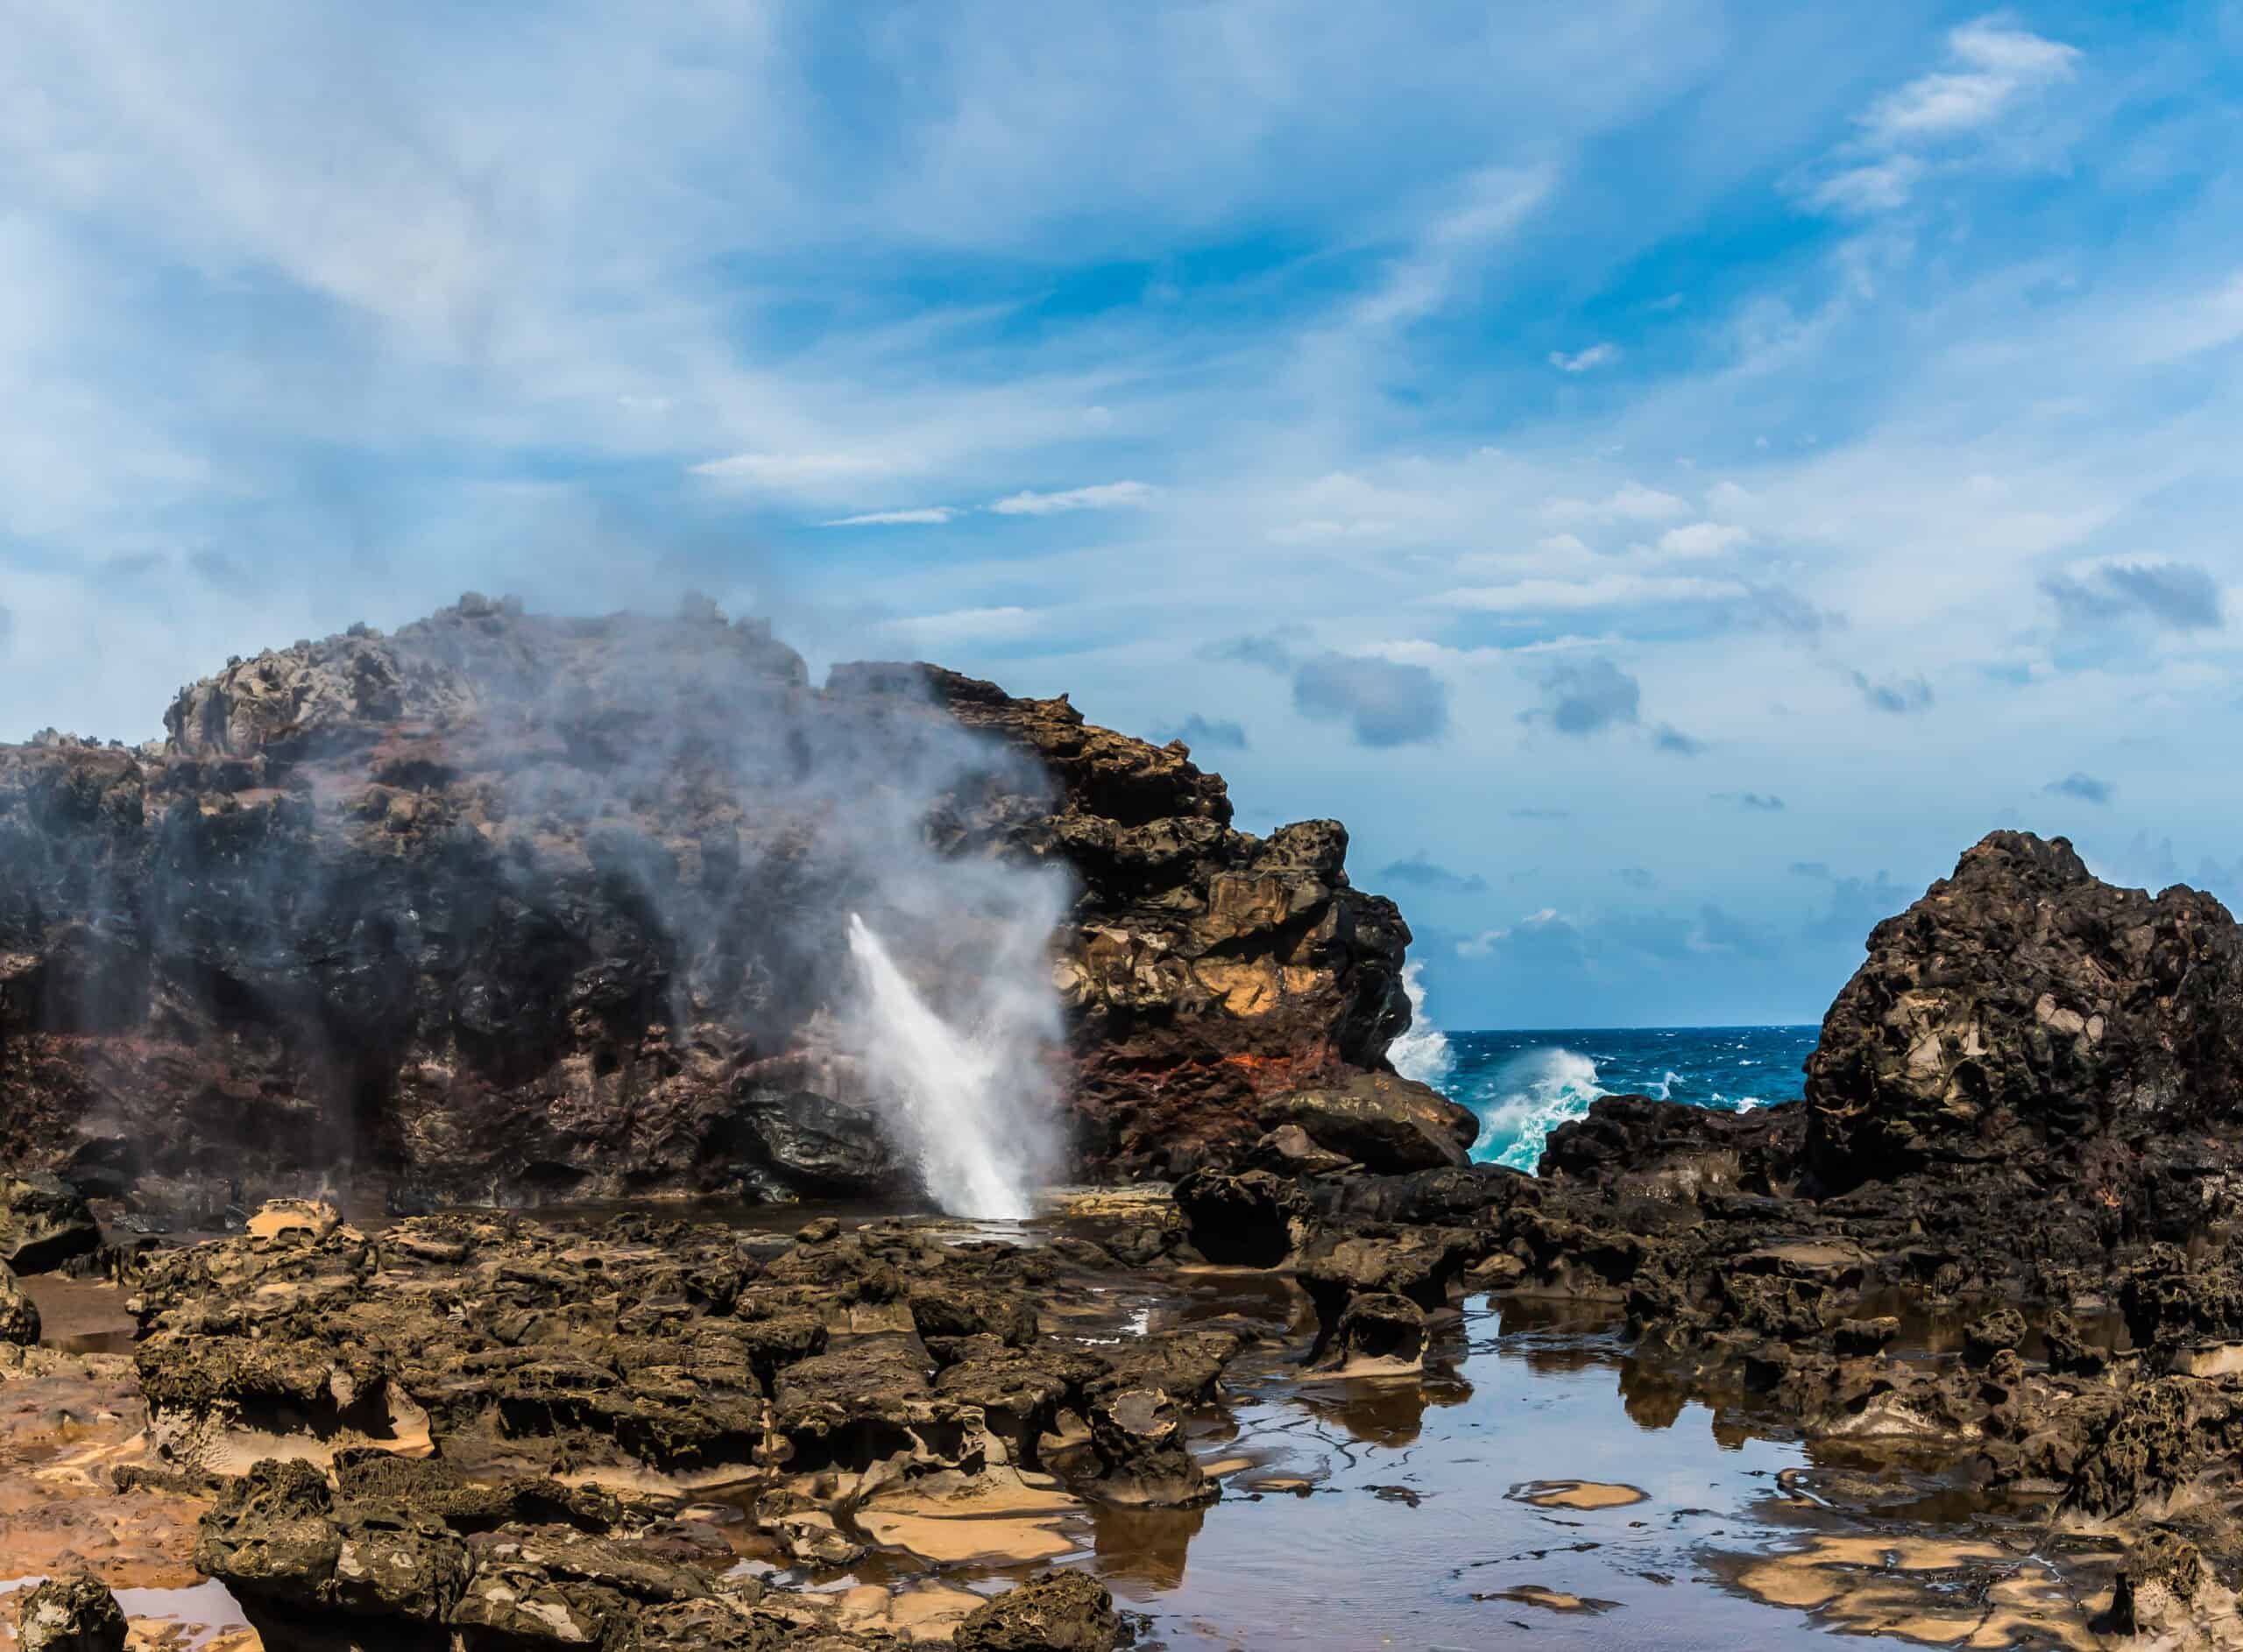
843,912,1058,1220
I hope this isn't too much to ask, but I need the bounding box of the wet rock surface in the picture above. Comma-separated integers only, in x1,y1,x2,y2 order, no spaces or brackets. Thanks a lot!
91,1197,1257,1647
14,1573,128,1652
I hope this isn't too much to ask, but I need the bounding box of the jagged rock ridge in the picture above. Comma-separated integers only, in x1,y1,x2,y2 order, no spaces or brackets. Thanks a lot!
0,596,1425,1203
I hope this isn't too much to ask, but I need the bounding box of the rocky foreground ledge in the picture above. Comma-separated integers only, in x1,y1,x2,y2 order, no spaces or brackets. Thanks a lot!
0,596,1447,1210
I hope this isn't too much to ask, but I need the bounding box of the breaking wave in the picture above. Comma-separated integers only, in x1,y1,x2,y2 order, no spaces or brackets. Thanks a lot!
1466,1047,1610,1169
1388,962,1454,1086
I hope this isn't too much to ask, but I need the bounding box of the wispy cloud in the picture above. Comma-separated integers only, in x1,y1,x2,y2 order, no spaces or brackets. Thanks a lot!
1549,342,1619,373
1806,15,2082,215
821,506,958,526
988,481,1156,516
1859,18,2081,145
692,452,898,487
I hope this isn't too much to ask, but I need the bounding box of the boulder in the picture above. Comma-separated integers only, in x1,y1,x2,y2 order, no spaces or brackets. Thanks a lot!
15,1574,128,1652
0,1173,101,1274
1805,831,2243,1186
955,1569,1123,1652
2109,1529,2208,1640
1962,1306,2026,1368
1173,1169,1312,1268
1082,1387,1214,1507
1257,1070,1478,1172
0,1261,39,1345
1309,1291,1426,1374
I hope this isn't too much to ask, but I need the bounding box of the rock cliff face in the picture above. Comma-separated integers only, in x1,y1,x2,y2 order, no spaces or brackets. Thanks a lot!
0,597,1413,1203
1805,830,2243,1190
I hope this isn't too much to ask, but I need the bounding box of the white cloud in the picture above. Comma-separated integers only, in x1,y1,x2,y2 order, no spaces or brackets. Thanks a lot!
1438,575,1746,612
1457,908,1564,957
820,506,958,526
1808,157,1924,215
877,605,1040,648
691,451,897,487
1652,521,1751,560
1804,18,2081,218
1861,19,2081,145
988,480,1157,515
1549,342,1620,373
1546,481,1692,524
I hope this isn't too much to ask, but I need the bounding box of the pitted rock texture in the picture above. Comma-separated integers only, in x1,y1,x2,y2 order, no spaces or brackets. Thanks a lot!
1805,830,2243,1188
0,597,1416,1202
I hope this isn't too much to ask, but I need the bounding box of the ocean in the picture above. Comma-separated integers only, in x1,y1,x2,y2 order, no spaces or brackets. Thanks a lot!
1390,965,1819,1170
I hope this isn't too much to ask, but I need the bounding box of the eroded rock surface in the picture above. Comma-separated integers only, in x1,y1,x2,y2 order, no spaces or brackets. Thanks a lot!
0,600,1414,1205
14,1574,127,1652
1806,830,2243,1187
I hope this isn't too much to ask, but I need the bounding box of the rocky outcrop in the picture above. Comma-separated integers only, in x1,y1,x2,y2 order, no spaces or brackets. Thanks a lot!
873,665,1416,1175
0,597,1417,1203
953,1569,1123,1652
1255,1071,1477,1174
0,1173,102,1273
1805,830,2243,1188
14,1574,128,1652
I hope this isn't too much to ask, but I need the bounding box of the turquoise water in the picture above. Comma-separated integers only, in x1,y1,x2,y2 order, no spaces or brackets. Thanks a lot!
1390,970,1817,1169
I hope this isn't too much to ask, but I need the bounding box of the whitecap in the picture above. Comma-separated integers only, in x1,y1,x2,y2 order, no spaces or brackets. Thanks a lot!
1468,1047,1607,1171
1389,961,1455,1086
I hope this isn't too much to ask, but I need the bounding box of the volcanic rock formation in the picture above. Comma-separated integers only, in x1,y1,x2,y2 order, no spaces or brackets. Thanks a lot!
0,597,1419,1205
1805,830,2243,1190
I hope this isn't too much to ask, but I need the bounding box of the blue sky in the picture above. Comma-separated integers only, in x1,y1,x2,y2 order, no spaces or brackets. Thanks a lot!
4,3,2241,1027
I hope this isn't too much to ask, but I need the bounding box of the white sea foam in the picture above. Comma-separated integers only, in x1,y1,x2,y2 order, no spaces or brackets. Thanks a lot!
844,913,1060,1221
1389,961,1455,1086
1470,1047,1609,1170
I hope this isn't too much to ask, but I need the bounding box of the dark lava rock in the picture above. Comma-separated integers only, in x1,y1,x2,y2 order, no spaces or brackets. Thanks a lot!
1300,1226,1474,1319
1962,1306,2026,1368
0,1172,101,1274
2041,1310,2109,1377
1833,1317,1900,1358
2108,1528,2204,1638
1541,1092,1803,1200
1256,1070,1476,1173
15,1574,128,1652
1173,1168,1311,1268
2119,1244,2243,1352
1083,1387,1214,1507
2062,1378,2229,1519
1805,831,2243,1187
1310,1290,1426,1372
0,601,1419,1204
955,1569,1124,1652
0,1261,39,1345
